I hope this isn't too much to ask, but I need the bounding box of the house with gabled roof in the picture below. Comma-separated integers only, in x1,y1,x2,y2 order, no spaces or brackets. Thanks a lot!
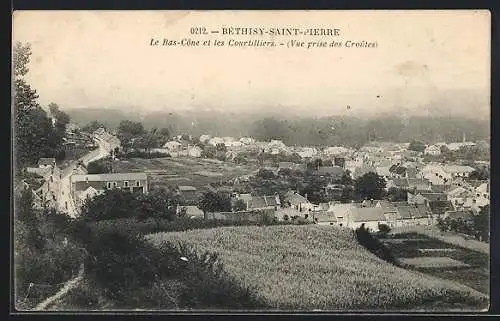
284,190,313,212
70,172,148,204
428,200,454,218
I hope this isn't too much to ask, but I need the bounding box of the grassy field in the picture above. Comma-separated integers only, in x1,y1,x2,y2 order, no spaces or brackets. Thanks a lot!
145,225,488,311
112,157,258,190
382,232,489,295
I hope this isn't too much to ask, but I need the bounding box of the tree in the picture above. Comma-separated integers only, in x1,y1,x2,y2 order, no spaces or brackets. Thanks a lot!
307,158,323,170
80,189,142,221
14,42,63,167
387,187,407,202
473,205,489,242
340,186,355,203
354,172,386,200
117,120,146,152
407,140,426,153
378,223,391,236
202,145,216,159
198,192,232,215
256,168,276,180
82,120,106,133
136,188,178,221
215,143,227,153
469,168,489,181
339,171,353,186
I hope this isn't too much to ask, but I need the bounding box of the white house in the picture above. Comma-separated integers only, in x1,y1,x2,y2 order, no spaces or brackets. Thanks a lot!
443,165,476,179
208,137,225,147
163,141,183,151
239,137,255,145
447,142,476,151
199,134,211,144
424,145,442,156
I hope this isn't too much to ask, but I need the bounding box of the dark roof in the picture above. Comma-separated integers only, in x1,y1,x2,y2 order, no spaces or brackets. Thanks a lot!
414,204,432,218
445,210,475,221
38,158,56,166
314,211,337,223
316,166,345,177
431,184,448,193
394,166,407,175
419,193,447,201
285,191,309,205
248,195,280,209
407,178,431,189
428,200,454,215
395,206,417,219
391,178,409,188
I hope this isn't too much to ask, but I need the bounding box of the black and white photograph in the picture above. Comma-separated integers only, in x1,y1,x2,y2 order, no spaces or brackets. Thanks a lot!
12,10,490,312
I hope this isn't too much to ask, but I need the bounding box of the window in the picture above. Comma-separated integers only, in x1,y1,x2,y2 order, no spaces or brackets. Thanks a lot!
107,182,112,189
330,222,334,225
113,182,117,188
124,181,129,188
136,181,141,186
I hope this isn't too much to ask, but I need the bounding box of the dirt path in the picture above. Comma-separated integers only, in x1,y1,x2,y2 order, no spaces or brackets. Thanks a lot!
33,264,84,311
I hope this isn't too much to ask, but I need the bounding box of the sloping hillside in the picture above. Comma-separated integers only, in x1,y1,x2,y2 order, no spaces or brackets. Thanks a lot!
146,225,488,311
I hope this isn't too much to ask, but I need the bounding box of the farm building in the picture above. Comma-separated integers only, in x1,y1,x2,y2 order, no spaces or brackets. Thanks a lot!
70,172,148,204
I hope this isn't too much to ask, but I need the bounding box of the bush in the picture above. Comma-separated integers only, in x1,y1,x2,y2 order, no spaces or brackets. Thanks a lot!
377,223,391,237
355,224,397,265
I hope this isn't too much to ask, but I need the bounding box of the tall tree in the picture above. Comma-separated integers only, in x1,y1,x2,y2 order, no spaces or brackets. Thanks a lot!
198,191,232,215
117,120,146,152
13,42,62,167
354,172,386,200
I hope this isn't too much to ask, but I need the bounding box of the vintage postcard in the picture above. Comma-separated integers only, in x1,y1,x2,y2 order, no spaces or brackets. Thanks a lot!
12,10,490,312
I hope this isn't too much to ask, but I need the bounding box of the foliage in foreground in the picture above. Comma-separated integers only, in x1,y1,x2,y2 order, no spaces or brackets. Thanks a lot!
14,189,84,310
72,230,264,309
146,225,488,311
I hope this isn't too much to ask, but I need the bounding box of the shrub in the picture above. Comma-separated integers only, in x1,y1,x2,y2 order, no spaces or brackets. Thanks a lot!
355,224,397,265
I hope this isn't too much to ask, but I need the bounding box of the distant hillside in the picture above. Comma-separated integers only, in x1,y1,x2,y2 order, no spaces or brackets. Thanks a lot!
146,225,487,311
65,107,490,147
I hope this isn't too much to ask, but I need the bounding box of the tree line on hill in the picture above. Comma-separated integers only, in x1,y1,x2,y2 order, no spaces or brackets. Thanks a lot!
70,107,490,149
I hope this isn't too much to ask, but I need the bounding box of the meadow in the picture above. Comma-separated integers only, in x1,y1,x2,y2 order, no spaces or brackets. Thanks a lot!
112,157,259,190
145,225,488,311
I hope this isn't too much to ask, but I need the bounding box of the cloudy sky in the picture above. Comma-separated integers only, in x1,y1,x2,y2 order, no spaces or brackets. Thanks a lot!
13,10,490,117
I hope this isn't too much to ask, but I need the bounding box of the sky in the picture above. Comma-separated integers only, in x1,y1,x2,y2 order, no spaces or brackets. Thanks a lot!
12,10,491,117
